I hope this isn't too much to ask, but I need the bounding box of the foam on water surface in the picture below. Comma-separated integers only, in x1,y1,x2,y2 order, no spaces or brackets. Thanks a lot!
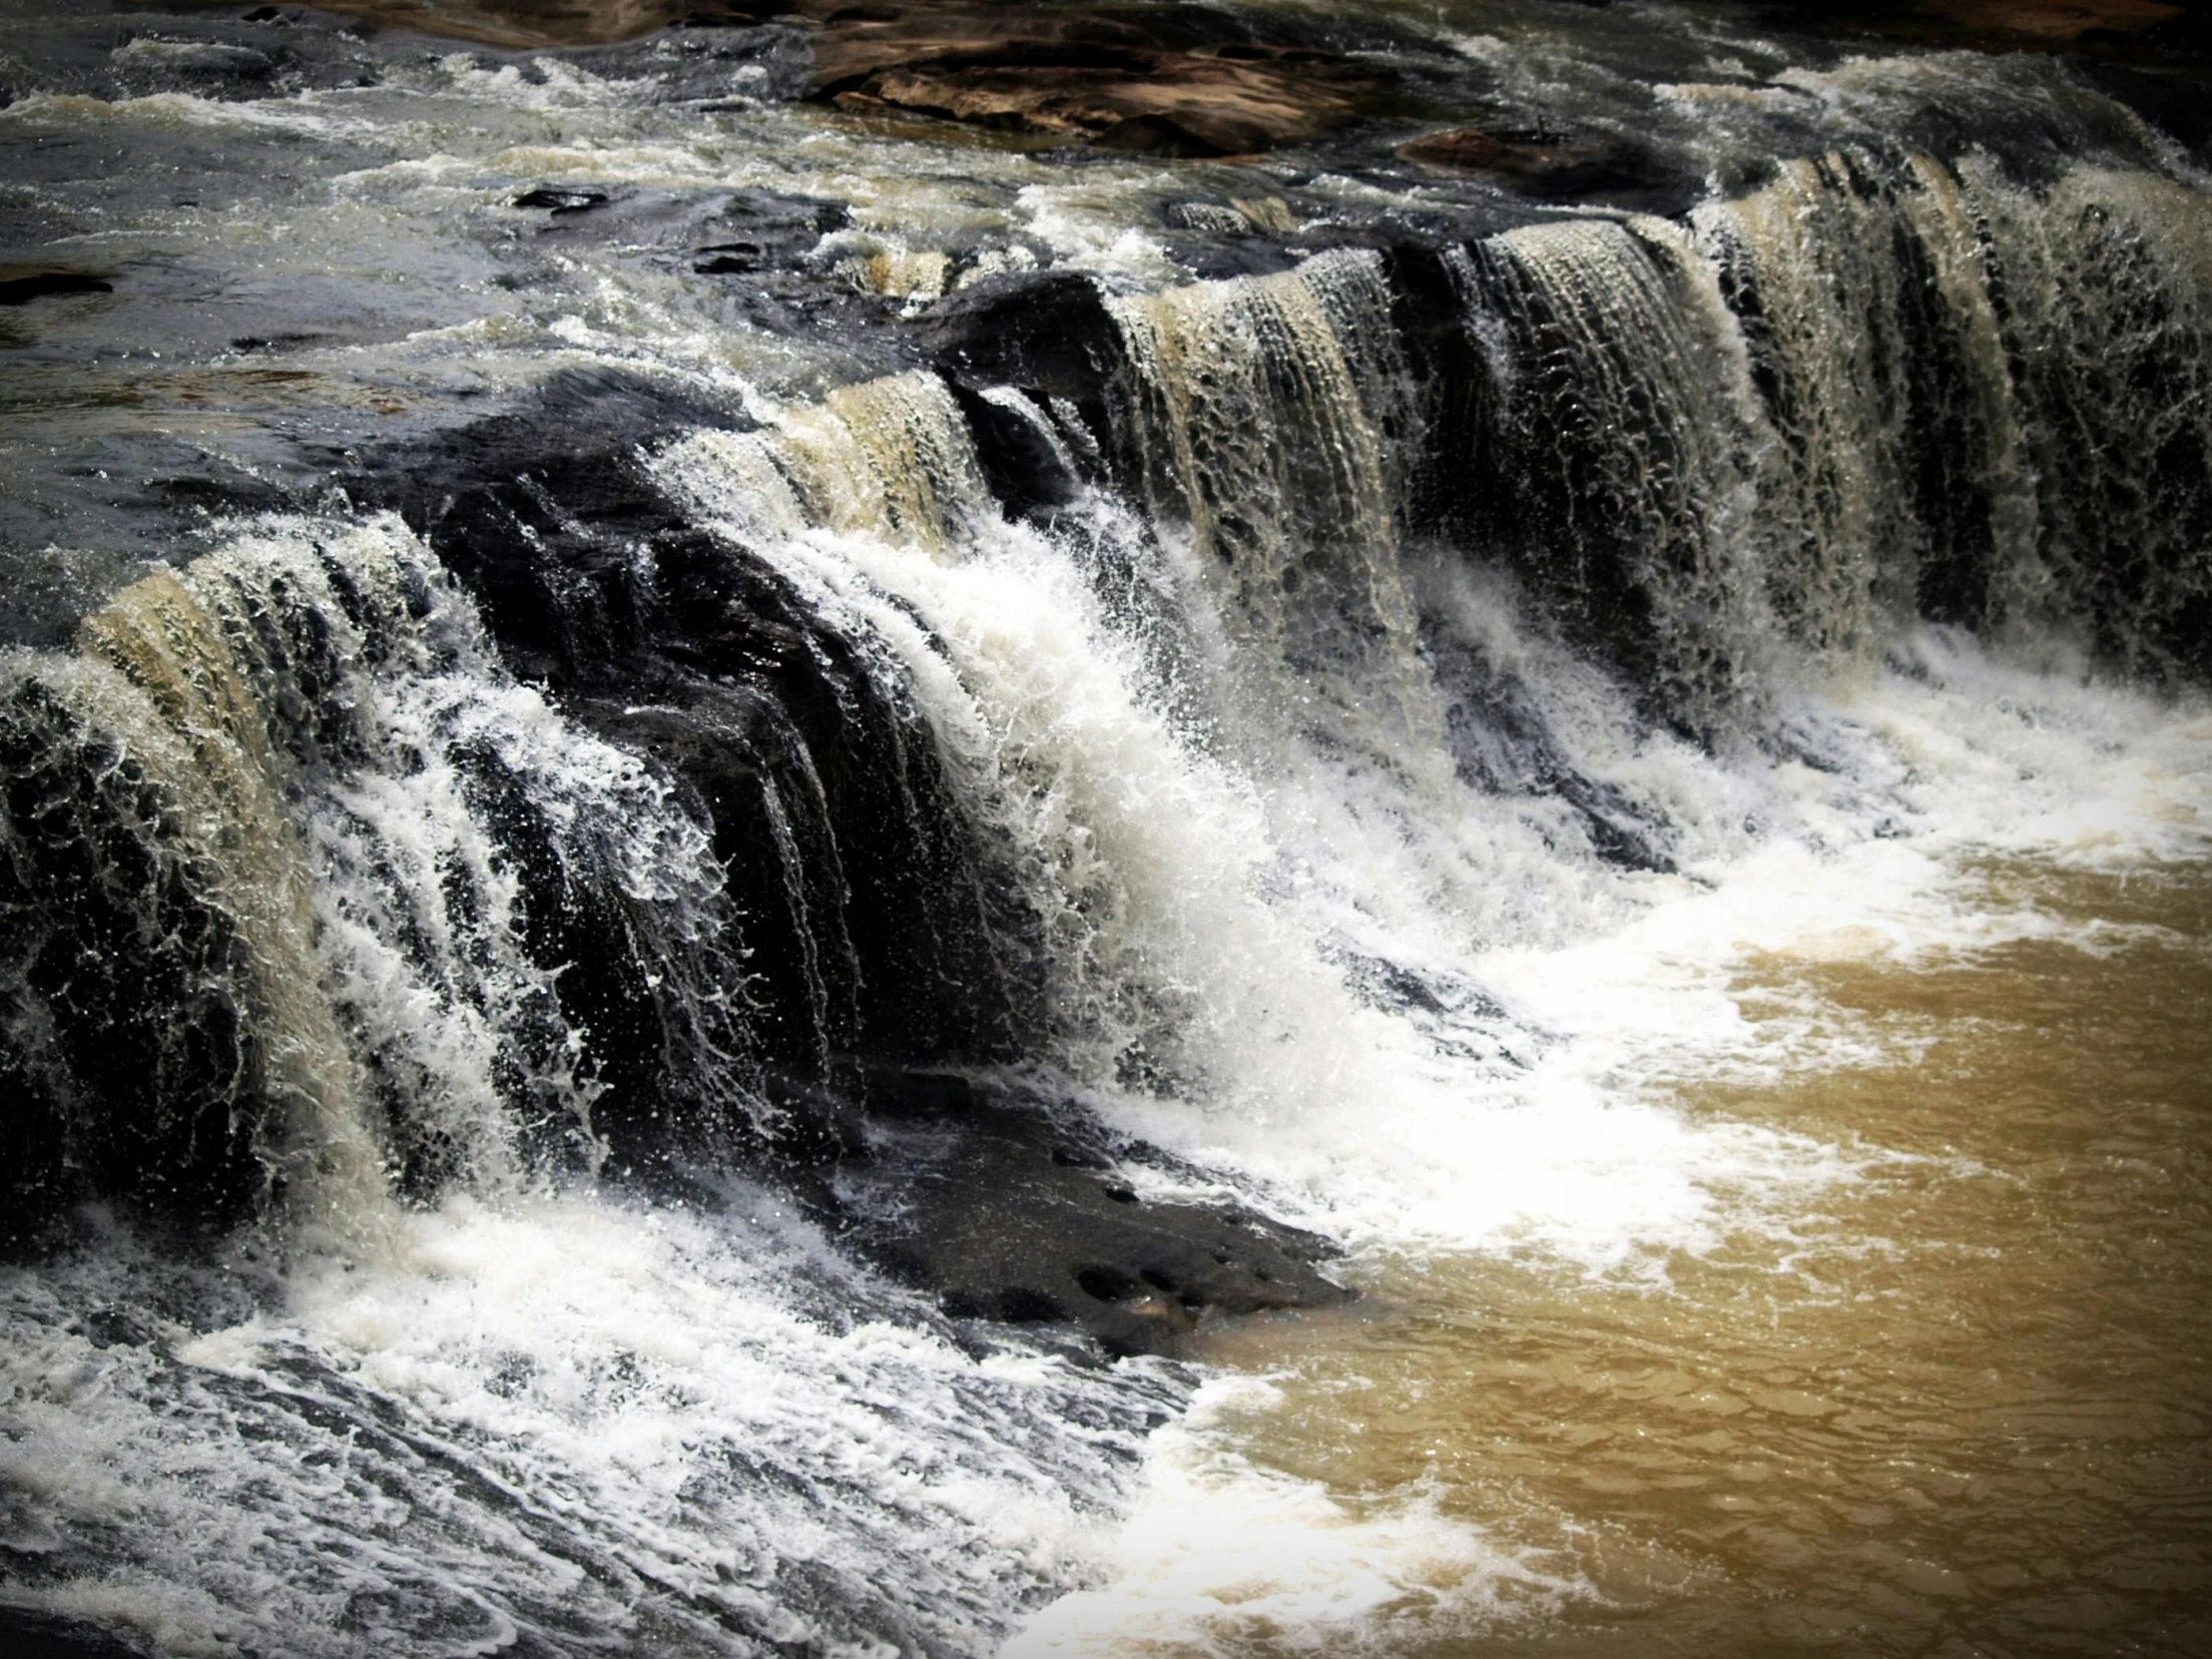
1,1193,1171,1658
991,646,2212,1656
1004,1376,1592,1658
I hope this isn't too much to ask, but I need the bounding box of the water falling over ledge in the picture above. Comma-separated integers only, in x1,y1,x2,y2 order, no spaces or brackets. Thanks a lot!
1,4,2209,1654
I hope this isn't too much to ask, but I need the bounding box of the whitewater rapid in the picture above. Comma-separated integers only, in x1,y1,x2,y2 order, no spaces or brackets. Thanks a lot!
3,1,2210,1653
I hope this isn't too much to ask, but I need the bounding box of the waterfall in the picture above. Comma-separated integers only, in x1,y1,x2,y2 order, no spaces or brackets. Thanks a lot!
3,517,762,1240
2,11,2209,1653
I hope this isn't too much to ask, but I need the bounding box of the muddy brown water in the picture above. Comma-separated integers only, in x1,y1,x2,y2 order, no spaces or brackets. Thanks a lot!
1189,859,2212,1657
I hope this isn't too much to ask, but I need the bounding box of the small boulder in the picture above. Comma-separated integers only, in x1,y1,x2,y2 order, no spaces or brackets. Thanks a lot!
512,185,610,215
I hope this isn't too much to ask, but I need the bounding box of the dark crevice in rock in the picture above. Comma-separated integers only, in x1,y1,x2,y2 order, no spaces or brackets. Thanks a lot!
0,266,114,305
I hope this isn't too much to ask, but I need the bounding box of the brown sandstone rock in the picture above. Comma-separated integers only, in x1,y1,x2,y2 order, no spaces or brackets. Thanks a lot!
802,2,1389,156
1745,0,2207,59
263,0,705,50
1894,0,2182,46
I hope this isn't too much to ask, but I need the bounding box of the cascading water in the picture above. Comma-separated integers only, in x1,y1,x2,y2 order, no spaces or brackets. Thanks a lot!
3,1,2210,1654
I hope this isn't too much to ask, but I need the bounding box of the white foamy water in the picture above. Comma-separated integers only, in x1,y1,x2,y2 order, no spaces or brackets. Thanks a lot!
983,647,2211,1657
661,375,2212,1280
1004,1376,1590,1659
1,1193,1170,1659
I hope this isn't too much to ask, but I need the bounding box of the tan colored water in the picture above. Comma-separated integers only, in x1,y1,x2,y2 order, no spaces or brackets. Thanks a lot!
1192,859,2212,1657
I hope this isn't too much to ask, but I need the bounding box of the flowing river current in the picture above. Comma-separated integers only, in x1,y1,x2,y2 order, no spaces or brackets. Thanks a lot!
2,0,2209,1654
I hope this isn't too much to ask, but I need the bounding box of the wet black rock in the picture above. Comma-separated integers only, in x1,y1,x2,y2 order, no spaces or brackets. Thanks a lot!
918,269,1129,483
512,184,609,214
945,380,1082,518
511,186,891,348
687,190,848,272
351,376,1046,1165
1423,601,1680,873
1152,199,1308,279
818,1071,1353,1358
110,34,281,97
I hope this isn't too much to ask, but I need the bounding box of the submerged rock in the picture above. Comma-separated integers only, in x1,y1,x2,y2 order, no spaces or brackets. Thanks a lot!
0,265,114,306
511,184,609,214
1397,124,1691,211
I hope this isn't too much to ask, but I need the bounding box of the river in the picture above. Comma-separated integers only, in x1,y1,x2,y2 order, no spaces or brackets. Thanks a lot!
1,1,2207,1654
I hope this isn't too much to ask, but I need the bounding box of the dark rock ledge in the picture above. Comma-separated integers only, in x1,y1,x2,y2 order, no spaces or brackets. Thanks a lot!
797,1068,1354,1360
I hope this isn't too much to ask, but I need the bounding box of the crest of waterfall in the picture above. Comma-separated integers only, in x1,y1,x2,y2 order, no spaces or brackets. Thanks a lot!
1688,148,2212,680
6,545,395,1237
1468,215,1778,737
1694,152,1914,660
84,567,388,1226
1102,249,1448,764
0,634,367,1231
1967,158,2212,679
1692,148,2053,660
770,370,996,548
1888,154,2047,641
662,423,1386,1111
27,137,2185,1212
